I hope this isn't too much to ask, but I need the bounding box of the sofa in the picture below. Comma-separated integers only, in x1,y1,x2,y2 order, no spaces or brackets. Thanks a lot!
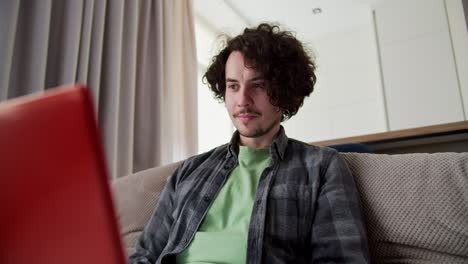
112,152,468,263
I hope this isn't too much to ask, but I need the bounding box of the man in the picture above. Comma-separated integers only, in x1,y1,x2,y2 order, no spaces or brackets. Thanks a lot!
129,23,369,264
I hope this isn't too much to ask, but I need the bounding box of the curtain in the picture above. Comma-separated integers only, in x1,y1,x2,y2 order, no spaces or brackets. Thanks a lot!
0,0,198,179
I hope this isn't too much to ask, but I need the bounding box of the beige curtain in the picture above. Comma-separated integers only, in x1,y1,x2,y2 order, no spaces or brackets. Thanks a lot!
0,0,198,179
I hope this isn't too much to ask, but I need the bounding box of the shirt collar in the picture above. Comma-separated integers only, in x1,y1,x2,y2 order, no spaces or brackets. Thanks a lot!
226,126,288,161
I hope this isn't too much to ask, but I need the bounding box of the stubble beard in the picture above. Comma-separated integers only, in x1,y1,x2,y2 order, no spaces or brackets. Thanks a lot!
237,115,281,139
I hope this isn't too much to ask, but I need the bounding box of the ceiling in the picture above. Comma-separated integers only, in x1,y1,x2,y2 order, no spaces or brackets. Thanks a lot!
193,0,387,43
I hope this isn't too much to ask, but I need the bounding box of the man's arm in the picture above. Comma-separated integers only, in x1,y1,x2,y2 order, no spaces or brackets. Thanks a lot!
128,164,182,264
310,150,369,263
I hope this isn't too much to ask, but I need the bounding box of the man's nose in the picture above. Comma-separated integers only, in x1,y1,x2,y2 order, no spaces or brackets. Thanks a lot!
237,86,253,107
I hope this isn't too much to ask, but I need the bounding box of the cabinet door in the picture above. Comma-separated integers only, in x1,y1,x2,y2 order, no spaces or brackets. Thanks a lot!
375,0,464,130
285,10,387,142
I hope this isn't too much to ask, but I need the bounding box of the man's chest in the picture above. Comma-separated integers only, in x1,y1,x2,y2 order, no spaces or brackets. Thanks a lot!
173,164,319,228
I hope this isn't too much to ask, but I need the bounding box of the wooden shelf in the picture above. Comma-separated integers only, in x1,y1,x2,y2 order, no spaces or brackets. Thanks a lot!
312,121,468,146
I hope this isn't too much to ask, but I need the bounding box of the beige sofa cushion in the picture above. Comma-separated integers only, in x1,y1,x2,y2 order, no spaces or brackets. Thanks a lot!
112,161,182,257
342,152,468,263
112,153,468,262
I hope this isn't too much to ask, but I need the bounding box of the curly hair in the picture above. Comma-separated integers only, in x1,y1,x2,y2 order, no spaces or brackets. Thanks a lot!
203,23,317,121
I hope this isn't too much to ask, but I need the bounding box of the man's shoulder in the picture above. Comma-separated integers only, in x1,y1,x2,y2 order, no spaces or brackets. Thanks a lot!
285,137,341,169
285,138,345,175
287,137,338,157
175,143,229,172
188,143,230,163
166,143,229,185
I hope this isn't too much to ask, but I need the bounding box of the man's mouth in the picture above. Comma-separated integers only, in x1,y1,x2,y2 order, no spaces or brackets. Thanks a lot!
235,110,260,122
238,114,257,122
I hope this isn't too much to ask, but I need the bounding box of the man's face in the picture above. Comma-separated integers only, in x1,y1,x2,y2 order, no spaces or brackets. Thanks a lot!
224,51,282,145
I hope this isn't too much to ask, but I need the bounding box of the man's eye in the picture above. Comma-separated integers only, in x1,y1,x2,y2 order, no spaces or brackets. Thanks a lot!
227,84,238,90
253,82,265,89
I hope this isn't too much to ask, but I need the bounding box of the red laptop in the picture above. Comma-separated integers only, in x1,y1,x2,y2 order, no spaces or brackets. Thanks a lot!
0,85,126,264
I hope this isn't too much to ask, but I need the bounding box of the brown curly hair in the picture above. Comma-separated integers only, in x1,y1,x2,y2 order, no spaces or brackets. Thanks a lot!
203,23,317,121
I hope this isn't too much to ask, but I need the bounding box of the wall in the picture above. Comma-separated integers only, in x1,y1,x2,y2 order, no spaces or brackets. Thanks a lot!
195,18,235,153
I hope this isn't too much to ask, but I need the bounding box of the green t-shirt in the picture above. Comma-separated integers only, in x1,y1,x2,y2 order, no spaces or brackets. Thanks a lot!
176,146,271,264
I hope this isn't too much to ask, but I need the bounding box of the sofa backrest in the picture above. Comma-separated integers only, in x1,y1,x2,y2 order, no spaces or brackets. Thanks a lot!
341,153,467,263
111,160,182,257
111,152,468,262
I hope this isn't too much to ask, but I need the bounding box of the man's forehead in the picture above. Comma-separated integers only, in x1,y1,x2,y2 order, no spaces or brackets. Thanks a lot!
226,51,257,68
226,52,265,80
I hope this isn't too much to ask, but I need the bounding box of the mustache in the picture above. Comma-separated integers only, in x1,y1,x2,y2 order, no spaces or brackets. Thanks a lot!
234,109,261,117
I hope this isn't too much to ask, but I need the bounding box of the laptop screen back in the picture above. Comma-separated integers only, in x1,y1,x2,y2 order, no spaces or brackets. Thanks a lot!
0,85,125,264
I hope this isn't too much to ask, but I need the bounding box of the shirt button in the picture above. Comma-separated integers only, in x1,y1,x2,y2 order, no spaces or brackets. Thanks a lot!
223,164,229,170
203,196,210,202
182,238,188,244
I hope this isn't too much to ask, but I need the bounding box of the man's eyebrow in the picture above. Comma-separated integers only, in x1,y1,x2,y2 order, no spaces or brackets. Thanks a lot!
225,76,265,82
249,76,265,82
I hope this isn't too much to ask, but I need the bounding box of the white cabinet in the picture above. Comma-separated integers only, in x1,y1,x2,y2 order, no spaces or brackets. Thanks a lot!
374,0,465,130
446,0,468,120
284,9,388,142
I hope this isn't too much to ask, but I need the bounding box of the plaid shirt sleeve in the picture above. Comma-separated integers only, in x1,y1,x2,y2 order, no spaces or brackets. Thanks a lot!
310,151,369,263
128,162,182,264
